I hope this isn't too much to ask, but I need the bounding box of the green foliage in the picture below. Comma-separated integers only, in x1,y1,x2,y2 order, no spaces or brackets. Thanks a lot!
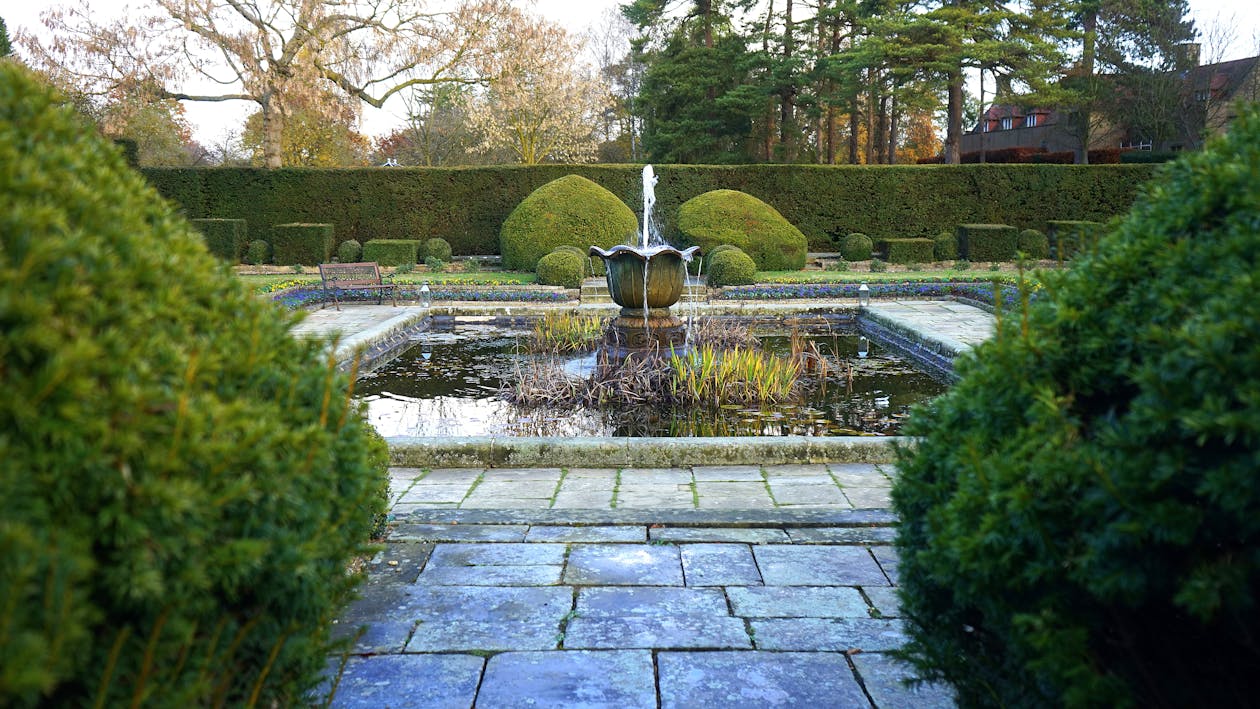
423,237,452,263
706,247,757,287
245,239,271,265
1120,150,1180,164
841,233,873,261
535,249,584,289
0,62,387,706
337,238,363,263
552,245,602,276
677,190,807,271
271,223,333,265
893,107,1260,708
113,138,139,168
0,18,11,57
933,231,958,261
1017,228,1050,259
423,256,445,271
1046,220,1104,260
529,312,603,353
885,238,934,264
141,164,1155,256
500,175,638,271
190,218,248,262
869,258,887,272
957,224,1017,261
362,239,420,266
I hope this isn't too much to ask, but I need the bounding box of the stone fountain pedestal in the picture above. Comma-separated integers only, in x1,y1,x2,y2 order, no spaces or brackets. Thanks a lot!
589,244,700,364
601,308,688,360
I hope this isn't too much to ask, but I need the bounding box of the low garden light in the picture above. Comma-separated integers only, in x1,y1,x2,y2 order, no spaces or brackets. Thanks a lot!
858,282,870,307
420,282,431,308
858,336,870,359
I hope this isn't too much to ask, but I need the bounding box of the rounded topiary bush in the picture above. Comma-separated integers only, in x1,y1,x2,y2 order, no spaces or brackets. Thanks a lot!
706,247,757,287
536,249,584,289
553,244,602,276
893,108,1260,707
337,238,363,262
677,190,807,271
1017,228,1050,259
0,63,388,706
424,237,452,263
933,231,957,261
841,233,873,261
246,238,271,265
500,175,638,271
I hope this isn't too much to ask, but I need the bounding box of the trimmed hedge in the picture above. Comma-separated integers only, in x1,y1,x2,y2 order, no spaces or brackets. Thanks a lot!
500,175,637,271
841,233,873,261
676,189,808,271
957,224,1018,261
1047,220,1105,259
363,239,420,266
706,247,758,287
933,231,958,261
190,218,247,262
885,238,934,264
272,222,332,265
140,164,1156,255
1018,228,1050,259
536,249,584,289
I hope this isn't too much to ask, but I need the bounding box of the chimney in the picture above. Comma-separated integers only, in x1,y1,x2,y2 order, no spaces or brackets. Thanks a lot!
1176,42,1201,69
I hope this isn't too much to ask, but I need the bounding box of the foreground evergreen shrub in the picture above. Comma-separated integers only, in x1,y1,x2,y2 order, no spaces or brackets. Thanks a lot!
1017,228,1050,259
272,222,333,265
190,218,248,262
337,238,363,263
0,63,388,706
536,249,584,289
956,223,1017,261
362,238,420,266
706,247,757,287
894,109,1260,707
677,189,807,271
500,174,638,271
841,233,873,261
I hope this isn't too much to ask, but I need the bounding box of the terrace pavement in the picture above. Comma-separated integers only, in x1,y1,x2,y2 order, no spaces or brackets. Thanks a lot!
293,299,994,707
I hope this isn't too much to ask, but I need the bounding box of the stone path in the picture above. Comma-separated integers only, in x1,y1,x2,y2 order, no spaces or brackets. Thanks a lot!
316,465,957,708
862,301,995,353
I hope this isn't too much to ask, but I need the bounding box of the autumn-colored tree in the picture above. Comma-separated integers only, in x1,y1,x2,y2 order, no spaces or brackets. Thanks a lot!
242,99,370,167
465,10,609,164
20,0,511,167
98,93,198,166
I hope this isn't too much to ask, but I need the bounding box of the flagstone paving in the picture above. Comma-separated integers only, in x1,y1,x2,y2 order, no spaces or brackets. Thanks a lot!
317,464,957,708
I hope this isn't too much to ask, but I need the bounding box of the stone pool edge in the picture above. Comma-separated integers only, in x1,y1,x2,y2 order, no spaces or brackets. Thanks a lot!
386,435,906,467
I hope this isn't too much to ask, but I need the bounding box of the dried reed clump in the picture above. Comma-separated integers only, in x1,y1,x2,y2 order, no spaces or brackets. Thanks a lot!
686,317,760,350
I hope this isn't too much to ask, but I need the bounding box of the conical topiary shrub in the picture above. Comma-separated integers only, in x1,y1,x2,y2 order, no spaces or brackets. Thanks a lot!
0,62,387,706
500,174,638,271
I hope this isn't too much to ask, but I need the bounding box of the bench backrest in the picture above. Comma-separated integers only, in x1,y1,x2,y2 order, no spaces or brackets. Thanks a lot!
319,262,384,286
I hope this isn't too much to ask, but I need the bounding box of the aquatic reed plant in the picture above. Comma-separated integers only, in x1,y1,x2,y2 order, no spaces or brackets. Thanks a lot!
529,312,605,353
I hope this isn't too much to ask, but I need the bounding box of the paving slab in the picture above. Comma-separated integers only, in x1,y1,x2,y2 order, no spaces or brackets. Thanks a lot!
754,545,890,586
851,652,957,708
751,617,906,651
614,491,696,509
843,487,894,508
419,468,485,483
403,586,572,652
727,586,869,618
467,481,560,498
525,526,647,543
862,586,902,618
828,463,893,487
427,542,567,567
693,481,772,503
657,651,868,709
390,523,527,542
564,544,683,586
576,586,730,617
419,564,562,586
649,527,790,544
563,614,751,650
767,482,847,507
692,465,765,481
620,467,694,484
320,653,483,709
786,526,898,545
477,651,656,709
330,620,413,654
459,497,555,509
681,544,763,586
872,545,900,584
480,467,565,482
395,484,474,504
552,491,618,508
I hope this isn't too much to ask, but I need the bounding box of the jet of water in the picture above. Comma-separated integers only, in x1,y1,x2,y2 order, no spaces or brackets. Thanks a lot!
642,164,657,250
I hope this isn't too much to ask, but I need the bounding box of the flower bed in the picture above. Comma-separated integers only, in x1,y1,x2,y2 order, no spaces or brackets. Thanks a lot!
270,284,570,309
720,280,1028,307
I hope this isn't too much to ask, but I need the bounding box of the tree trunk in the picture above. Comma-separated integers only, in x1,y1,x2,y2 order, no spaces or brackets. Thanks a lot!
874,93,888,164
848,90,860,164
888,97,899,164
779,0,795,161
944,68,962,164
262,99,284,169
1078,9,1097,164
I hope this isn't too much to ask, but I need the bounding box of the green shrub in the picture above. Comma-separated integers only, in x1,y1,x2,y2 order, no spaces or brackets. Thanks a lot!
885,238,934,264
423,256,445,271
677,189,807,271
190,218,248,262
869,258,887,272
933,230,957,261
272,222,333,265
956,223,1017,261
894,107,1260,708
423,237,452,263
706,247,758,287
362,239,420,266
841,233,873,261
0,62,387,706
501,174,637,271
954,259,971,270
536,249,584,289
337,238,363,263
1047,220,1104,259
1017,228,1050,259
245,239,271,265
552,244,603,276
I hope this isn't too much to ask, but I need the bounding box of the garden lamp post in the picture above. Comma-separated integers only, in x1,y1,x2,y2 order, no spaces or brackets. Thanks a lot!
858,336,870,359
858,282,870,307
420,282,431,308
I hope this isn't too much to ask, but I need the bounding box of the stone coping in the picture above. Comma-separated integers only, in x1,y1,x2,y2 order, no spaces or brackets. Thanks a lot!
386,435,905,468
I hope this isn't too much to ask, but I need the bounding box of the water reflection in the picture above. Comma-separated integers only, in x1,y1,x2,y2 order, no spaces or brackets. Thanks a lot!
355,321,947,437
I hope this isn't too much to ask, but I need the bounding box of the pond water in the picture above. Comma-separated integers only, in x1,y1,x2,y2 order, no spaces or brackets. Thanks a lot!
356,320,948,437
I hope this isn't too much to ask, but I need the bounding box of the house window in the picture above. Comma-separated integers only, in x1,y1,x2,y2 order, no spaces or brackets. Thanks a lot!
1025,114,1040,127
1194,90,1210,102
1000,117,1014,130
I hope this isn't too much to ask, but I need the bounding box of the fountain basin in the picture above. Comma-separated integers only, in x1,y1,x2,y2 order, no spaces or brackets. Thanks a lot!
590,244,701,311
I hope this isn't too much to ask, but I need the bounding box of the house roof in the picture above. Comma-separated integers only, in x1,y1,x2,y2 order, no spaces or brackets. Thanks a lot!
1186,56,1260,100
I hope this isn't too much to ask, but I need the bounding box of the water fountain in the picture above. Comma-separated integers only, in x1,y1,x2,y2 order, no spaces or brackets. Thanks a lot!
589,165,701,360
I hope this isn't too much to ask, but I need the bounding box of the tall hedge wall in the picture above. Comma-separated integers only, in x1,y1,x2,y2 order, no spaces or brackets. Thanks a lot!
142,164,1156,255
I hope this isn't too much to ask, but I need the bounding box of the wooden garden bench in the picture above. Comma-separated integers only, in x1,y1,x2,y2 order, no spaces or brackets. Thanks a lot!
318,262,398,310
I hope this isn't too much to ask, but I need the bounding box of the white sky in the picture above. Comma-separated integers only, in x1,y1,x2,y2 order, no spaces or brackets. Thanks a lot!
6,0,1258,145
